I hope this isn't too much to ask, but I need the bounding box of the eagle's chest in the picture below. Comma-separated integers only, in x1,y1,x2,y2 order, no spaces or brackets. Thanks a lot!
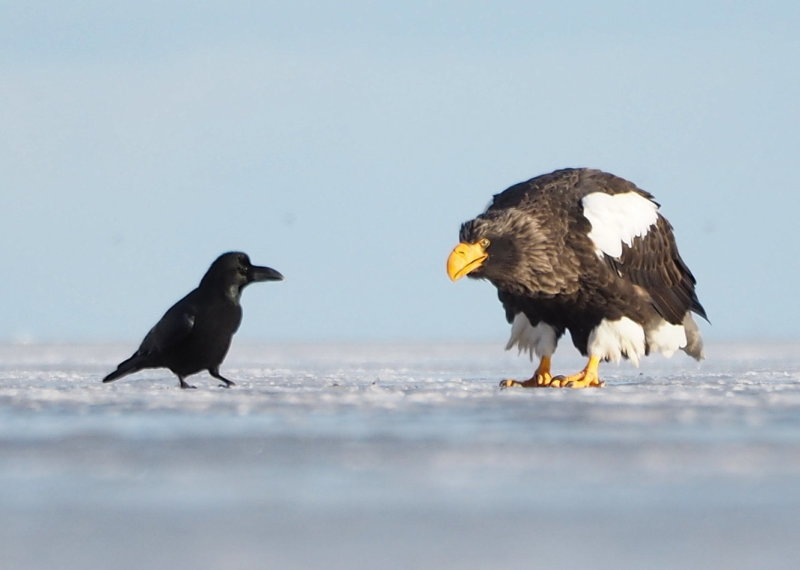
510,275,651,329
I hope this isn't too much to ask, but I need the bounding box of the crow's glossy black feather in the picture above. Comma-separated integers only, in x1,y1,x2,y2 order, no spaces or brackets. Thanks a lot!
102,251,283,389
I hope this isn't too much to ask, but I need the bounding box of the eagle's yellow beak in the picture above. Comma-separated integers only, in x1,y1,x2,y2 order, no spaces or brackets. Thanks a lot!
447,241,488,281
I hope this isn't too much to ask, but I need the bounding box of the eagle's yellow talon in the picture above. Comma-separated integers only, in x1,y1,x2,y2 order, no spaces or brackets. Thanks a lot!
498,356,605,389
557,372,603,388
499,356,556,388
499,372,554,388
544,356,605,389
535,374,553,387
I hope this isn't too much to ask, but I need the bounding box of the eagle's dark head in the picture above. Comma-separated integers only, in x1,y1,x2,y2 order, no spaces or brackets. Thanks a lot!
448,210,553,293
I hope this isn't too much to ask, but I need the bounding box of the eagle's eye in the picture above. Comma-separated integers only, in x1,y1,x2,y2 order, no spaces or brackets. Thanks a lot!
479,238,491,249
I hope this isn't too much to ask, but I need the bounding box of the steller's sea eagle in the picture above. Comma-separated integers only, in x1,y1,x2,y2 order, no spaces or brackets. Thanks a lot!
446,168,707,388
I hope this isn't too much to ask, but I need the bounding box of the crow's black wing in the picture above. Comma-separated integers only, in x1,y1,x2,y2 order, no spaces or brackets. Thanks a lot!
136,291,199,359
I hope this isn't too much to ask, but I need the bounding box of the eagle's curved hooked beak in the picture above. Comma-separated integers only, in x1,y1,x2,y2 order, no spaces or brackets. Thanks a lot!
447,242,488,281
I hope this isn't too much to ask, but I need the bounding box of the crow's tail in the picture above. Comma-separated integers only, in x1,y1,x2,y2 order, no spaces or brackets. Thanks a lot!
102,355,144,383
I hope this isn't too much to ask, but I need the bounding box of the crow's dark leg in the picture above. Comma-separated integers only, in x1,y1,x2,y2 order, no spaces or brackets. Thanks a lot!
209,367,235,388
177,375,197,389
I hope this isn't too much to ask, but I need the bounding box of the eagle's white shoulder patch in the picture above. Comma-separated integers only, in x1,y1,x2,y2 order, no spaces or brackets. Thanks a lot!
505,313,558,360
581,191,659,258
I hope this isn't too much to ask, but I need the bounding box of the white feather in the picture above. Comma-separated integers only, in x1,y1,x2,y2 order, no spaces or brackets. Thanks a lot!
581,191,659,258
681,313,705,360
505,313,558,360
645,318,688,358
587,317,646,365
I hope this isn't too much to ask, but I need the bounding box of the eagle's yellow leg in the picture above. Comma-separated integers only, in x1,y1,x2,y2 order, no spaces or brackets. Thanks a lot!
499,356,554,388
550,356,604,388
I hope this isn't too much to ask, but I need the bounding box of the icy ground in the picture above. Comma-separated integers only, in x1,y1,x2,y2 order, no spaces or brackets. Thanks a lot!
1,341,800,570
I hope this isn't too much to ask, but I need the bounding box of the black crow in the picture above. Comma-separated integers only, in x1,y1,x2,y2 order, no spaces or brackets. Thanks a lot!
447,168,706,388
102,251,283,389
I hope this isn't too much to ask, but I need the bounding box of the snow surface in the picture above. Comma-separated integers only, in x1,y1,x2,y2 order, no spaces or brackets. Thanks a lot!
2,341,800,570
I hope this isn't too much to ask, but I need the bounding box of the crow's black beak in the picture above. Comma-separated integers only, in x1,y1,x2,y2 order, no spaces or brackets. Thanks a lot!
248,265,284,282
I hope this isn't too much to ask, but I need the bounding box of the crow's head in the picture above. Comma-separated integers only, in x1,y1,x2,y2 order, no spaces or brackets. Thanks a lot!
201,251,283,300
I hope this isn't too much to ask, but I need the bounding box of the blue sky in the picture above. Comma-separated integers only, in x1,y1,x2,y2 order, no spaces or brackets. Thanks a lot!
2,1,798,343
